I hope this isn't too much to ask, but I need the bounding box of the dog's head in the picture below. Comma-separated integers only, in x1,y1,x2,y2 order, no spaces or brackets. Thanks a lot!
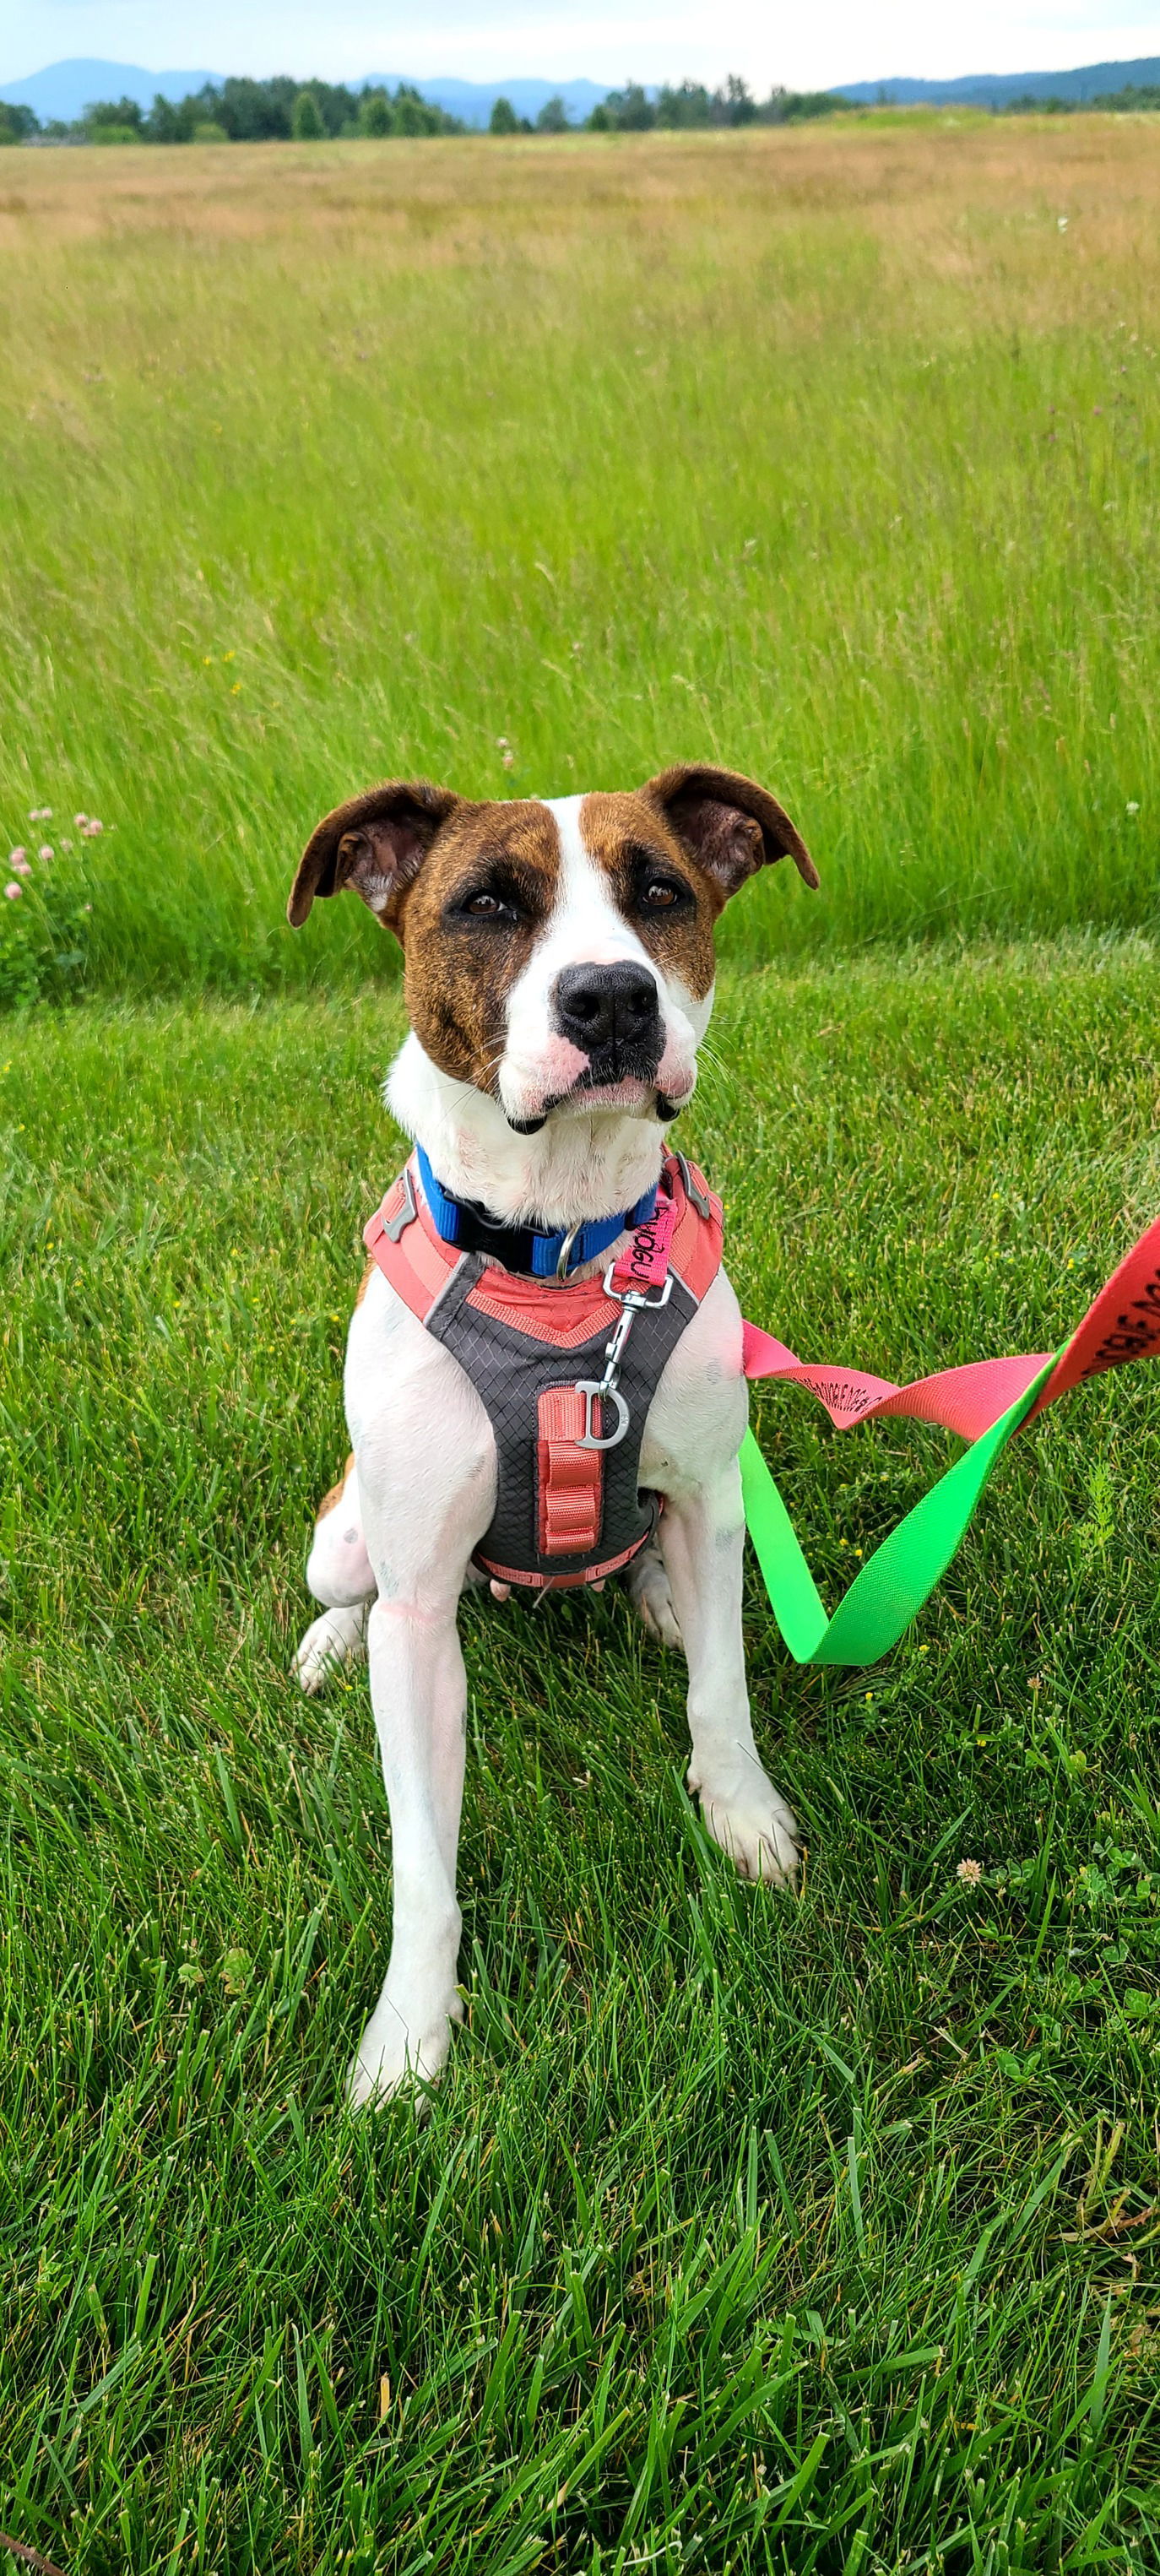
288,767,816,1131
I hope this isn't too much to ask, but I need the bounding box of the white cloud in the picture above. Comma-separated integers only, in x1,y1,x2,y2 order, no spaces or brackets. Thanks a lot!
3,0,1158,90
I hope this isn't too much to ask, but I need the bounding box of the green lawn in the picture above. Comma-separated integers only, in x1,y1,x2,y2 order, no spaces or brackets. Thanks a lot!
3,952,1159,2571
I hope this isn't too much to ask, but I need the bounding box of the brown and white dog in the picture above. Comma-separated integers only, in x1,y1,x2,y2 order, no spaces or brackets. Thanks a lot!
288,766,818,2102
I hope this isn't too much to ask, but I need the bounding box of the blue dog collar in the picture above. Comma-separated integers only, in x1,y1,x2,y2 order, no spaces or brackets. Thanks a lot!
415,1145,659,1281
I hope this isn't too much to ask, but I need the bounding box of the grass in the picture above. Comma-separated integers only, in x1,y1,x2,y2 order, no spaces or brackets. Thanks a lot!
3,950,1160,2571
0,119,1158,997
3,117,1160,2571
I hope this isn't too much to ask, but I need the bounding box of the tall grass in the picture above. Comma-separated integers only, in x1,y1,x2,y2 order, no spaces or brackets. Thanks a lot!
1,121,1157,997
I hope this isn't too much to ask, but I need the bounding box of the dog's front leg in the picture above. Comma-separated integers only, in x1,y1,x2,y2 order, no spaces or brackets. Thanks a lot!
347,1582,470,2105
343,1294,495,2106
659,1458,800,1887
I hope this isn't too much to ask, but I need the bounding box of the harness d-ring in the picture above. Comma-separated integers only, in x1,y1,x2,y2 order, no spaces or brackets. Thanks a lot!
574,1382,631,1450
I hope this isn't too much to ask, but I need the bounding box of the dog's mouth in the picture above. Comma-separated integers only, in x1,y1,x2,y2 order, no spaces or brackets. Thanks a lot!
573,1038,664,1098
504,1055,697,1135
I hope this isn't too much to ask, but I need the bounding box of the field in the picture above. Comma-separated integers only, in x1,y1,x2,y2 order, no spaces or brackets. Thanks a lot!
2,120,1160,2574
1,119,1157,989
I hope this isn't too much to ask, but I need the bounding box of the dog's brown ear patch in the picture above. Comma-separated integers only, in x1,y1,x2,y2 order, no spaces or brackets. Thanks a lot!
287,780,460,931
641,764,818,898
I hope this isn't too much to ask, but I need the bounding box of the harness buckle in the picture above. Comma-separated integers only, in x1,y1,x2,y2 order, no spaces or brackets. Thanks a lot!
383,1163,418,1242
674,1152,713,1223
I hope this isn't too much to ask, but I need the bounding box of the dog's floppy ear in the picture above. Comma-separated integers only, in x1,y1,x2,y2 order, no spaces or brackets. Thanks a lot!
640,763,818,898
287,779,460,930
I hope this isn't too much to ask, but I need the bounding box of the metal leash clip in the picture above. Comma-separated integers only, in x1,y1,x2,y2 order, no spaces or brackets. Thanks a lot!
574,1264,673,1451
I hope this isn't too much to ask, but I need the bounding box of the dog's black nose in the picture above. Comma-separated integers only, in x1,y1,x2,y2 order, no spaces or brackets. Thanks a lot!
554,962,661,1059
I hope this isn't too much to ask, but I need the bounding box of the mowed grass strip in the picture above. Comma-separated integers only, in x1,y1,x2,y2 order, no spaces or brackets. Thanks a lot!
0,119,1157,998
2,951,1159,2570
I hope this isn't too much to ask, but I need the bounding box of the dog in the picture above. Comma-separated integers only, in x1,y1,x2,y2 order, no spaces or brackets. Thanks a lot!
288,765,818,2102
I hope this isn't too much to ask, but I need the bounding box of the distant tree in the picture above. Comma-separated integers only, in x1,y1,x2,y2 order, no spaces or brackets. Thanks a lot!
602,83,655,130
718,73,756,123
586,101,610,131
657,82,712,127
490,95,519,133
84,95,144,133
291,89,325,139
536,95,570,132
212,77,297,139
766,87,853,122
388,82,462,134
1099,82,1160,110
145,92,194,141
100,71,463,147
0,100,39,142
310,80,362,135
359,88,393,136
391,84,425,134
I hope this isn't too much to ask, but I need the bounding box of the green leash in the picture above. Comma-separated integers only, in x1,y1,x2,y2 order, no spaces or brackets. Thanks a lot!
738,1213,1160,1667
740,1361,1054,1667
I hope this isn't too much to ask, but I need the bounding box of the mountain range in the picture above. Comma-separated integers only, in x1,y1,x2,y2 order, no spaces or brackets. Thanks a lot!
834,56,1160,106
3,53,1159,129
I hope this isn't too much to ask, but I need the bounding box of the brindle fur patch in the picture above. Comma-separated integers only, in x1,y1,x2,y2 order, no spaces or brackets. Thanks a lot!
578,792,720,1000
317,1451,355,1522
393,801,562,1090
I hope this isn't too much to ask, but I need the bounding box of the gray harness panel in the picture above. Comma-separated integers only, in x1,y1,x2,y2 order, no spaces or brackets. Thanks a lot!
425,1255,699,1588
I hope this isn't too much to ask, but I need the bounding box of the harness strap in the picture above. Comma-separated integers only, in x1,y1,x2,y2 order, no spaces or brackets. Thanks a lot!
537,1386,604,1557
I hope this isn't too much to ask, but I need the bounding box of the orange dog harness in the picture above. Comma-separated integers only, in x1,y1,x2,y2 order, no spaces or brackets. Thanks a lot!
364,1152,724,1592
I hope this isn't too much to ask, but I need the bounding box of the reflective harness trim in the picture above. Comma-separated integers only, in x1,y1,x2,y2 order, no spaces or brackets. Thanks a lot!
364,1152,724,1592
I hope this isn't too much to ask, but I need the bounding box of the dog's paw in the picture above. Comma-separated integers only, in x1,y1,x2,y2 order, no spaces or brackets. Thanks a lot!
293,1604,369,1696
624,1539,683,1649
346,1988,464,2110
691,1759,800,1886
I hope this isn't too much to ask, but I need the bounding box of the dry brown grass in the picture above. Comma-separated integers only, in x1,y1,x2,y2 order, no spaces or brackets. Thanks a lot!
3,119,1160,306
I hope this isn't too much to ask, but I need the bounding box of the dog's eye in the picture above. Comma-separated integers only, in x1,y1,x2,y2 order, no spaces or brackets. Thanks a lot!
641,879,685,911
461,888,517,922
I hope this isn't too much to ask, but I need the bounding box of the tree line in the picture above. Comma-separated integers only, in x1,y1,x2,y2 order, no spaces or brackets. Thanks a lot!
3,71,1157,148
0,78,463,145
0,72,850,146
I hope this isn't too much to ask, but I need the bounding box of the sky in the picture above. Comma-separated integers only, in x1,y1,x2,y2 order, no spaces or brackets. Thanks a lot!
3,0,1160,89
